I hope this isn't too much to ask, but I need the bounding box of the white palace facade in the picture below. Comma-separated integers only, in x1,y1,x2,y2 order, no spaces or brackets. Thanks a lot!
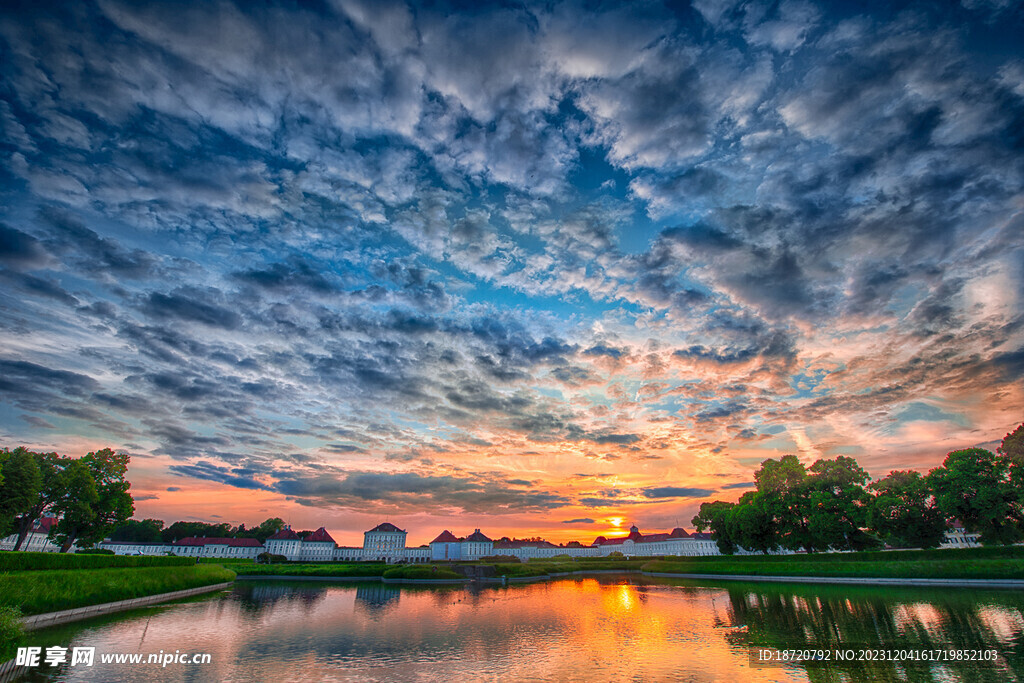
65,521,983,560
90,522,732,561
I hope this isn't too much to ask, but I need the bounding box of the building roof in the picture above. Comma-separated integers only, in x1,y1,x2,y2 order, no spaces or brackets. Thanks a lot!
100,541,169,546
303,527,336,543
431,530,459,543
465,529,491,542
493,539,558,549
33,517,57,534
267,527,301,541
593,535,630,546
172,537,262,547
691,532,714,540
367,522,404,534
591,526,693,546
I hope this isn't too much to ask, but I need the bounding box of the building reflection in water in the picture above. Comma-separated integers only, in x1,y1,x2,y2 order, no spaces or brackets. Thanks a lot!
354,583,401,611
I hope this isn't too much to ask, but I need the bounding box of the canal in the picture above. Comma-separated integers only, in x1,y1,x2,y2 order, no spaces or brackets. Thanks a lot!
11,576,1024,681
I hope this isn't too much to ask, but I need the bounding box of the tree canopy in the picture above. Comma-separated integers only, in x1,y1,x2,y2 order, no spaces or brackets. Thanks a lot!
694,422,1024,554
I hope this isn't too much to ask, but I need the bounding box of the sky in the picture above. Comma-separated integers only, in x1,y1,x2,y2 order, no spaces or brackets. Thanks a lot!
1,0,1022,547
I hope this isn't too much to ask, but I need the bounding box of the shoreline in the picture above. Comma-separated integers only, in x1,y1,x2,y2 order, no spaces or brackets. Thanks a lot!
20,582,235,632
235,570,1024,589
642,573,1024,589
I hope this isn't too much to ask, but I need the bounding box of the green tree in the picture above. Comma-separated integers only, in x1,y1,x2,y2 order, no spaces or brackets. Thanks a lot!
754,455,814,551
160,520,233,542
868,470,946,549
0,447,43,537
692,501,737,554
11,450,64,551
930,448,1022,545
727,491,777,554
80,448,134,547
49,449,134,552
49,459,99,552
998,422,1024,494
804,456,879,552
251,517,286,542
109,518,165,542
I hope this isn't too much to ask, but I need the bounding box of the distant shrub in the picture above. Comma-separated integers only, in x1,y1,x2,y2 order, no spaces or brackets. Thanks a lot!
76,549,115,555
237,563,389,577
198,557,255,564
382,565,463,580
480,555,520,563
256,552,288,564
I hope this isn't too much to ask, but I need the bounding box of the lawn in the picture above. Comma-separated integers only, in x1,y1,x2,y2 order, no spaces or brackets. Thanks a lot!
234,563,390,577
0,564,236,616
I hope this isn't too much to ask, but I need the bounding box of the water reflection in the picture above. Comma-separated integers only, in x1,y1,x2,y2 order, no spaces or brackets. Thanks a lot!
719,581,1024,682
11,577,1024,682
353,584,401,612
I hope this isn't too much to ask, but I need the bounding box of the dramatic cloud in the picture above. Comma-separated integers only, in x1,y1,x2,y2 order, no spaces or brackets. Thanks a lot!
0,0,1021,541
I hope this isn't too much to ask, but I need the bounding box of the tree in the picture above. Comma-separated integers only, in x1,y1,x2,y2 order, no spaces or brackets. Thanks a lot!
251,518,286,542
930,448,1022,545
998,422,1024,494
109,518,165,543
49,459,99,552
11,450,64,551
0,447,43,536
49,449,134,552
727,492,777,554
803,456,879,552
692,500,737,554
753,455,814,551
868,470,946,549
81,449,134,547
161,520,233,542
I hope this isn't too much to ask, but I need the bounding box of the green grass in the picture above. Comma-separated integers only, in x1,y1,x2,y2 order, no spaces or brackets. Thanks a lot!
0,552,195,571
197,557,255,564
655,545,1024,564
487,559,648,577
382,565,463,580
0,606,23,663
235,563,390,577
641,557,1024,580
0,565,236,616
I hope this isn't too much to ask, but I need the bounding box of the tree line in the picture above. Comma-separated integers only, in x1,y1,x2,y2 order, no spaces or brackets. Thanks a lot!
692,423,1024,554
0,447,133,552
0,446,291,551
109,517,287,544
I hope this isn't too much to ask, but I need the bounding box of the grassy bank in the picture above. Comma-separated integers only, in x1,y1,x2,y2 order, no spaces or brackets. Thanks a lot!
382,565,463,580
235,563,390,577
197,557,255,564
486,558,648,578
654,545,1024,564
0,606,22,663
0,564,236,616
0,552,195,571
641,557,1024,580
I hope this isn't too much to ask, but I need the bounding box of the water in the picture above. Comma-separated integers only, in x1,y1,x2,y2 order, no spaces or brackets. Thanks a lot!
13,576,1024,682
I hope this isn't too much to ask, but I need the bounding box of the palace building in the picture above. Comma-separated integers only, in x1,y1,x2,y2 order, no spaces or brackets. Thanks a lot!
21,518,984,558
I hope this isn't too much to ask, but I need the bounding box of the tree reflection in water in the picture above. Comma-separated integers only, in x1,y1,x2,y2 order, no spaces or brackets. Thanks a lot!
723,582,1024,682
